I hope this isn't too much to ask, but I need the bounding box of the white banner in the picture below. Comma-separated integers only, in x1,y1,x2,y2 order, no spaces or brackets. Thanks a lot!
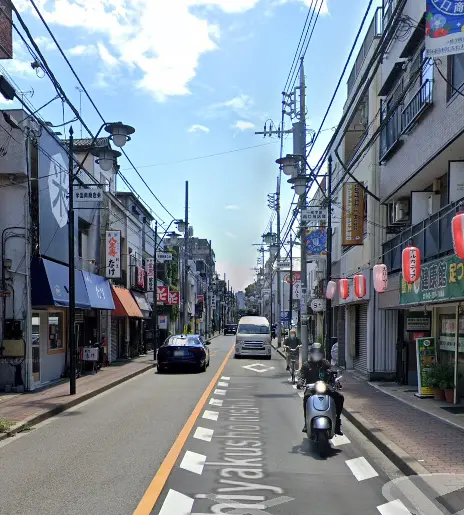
105,230,121,279
293,281,302,300
157,252,173,262
301,206,327,224
74,188,103,202
146,258,155,291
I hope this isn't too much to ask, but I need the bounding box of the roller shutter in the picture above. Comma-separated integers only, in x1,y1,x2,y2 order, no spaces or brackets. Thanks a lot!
354,304,368,375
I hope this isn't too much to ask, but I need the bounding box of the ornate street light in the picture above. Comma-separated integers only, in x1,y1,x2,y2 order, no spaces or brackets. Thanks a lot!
269,242,279,258
288,174,310,196
104,121,135,148
262,231,276,245
276,154,299,177
166,231,181,246
91,146,121,171
176,219,187,233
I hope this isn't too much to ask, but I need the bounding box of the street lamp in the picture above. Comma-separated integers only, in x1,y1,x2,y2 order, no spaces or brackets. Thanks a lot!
176,219,187,233
262,231,276,245
276,154,299,177
68,120,135,396
269,242,279,258
166,231,181,246
288,174,310,196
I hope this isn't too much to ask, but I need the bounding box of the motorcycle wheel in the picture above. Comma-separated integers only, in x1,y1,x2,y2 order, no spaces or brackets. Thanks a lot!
317,430,330,458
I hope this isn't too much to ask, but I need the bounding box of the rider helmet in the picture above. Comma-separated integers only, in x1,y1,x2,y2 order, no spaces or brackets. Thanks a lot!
309,342,324,362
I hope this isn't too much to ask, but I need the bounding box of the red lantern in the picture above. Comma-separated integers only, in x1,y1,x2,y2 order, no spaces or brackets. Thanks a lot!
339,278,349,299
402,246,421,284
354,274,366,298
452,212,464,259
326,280,336,299
373,264,388,293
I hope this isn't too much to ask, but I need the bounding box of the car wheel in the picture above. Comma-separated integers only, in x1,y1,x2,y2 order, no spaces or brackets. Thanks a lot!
234,354,240,359
157,365,164,373
200,360,207,372
265,355,272,360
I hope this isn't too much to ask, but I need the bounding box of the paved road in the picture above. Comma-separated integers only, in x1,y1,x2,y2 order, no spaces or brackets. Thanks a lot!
0,336,419,514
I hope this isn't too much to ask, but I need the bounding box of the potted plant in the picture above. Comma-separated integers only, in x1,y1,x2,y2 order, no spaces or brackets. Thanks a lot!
438,363,456,403
425,364,445,401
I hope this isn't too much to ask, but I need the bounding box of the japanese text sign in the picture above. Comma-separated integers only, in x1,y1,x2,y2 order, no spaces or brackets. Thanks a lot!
105,231,121,279
341,182,364,246
168,291,180,305
136,266,145,288
425,0,464,59
146,259,155,291
301,207,327,224
416,337,436,398
74,188,103,202
157,285,169,303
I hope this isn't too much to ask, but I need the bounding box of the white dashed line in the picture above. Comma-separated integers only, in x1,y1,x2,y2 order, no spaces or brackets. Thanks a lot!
345,457,379,481
158,489,194,515
214,389,226,395
180,450,206,475
221,376,231,380
202,410,219,421
331,434,351,447
217,381,229,387
377,499,411,514
193,426,214,442
209,398,223,406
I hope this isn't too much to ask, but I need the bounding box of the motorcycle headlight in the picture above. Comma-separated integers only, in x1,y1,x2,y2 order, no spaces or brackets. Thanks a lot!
315,381,327,394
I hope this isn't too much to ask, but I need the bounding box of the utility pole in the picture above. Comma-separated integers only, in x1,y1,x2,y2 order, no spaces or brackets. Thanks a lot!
68,126,76,395
297,58,309,363
153,220,158,354
325,156,333,360
275,177,282,346
289,233,293,330
183,181,189,332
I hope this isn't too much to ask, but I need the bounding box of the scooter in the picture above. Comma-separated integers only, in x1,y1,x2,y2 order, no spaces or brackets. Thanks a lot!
303,371,342,458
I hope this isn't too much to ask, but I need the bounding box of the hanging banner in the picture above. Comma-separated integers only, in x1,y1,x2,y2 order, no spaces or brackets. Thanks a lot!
425,1,464,58
168,291,180,305
293,281,302,300
415,337,437,398
341,182,364,246
136,266,145,288
157,285,169,303
305,227,327,257
105,231,121,279
146,258,155,292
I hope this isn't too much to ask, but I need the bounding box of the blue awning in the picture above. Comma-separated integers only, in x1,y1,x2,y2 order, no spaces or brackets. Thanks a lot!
82,271,115,310
31,257,91,309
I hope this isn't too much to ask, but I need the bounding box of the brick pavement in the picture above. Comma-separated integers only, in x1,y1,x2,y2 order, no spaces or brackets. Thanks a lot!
343,373,464,474
0,356,154,427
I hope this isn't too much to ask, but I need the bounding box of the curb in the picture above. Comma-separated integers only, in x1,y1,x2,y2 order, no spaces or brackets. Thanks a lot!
271,342,286,359
0,362,155,442
271,341,429,476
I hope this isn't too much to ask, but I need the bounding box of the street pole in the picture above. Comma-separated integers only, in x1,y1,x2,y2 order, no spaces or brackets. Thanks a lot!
183,181,189,333
68,126,76,395
276,176,282,347
289,233,293,331
325,156,333,360
298,57,309,363
153,220,158,355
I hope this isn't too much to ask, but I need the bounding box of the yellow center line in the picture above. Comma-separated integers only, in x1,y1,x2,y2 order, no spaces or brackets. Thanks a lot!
133,343,234,515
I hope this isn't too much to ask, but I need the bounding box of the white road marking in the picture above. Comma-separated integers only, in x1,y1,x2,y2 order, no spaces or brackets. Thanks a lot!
377,500,411,514
242,363,275,373
193,426,214,442
345,457,379,481
209,398,223,406
217,381,229,387
221,376,231,380
202,410,219,421
214,389,226,395
331,434,351,447
180,450,206,475
159,489,194,515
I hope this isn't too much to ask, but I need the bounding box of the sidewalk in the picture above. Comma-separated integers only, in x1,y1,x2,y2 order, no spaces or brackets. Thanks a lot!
0,355,155,440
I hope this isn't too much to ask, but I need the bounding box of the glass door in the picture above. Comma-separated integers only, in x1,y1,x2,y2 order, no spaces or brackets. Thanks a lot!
32,313,40,383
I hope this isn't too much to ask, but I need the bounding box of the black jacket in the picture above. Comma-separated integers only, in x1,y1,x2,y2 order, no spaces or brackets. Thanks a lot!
298,359,331,385
283,337,301,350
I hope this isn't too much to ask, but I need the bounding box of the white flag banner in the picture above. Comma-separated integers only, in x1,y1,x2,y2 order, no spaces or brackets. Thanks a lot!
146,259,155,292
293,281,302,300
105,231,121,279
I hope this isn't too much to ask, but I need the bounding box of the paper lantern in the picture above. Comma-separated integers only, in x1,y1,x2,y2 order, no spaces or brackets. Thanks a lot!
326,280,336,300
452,212,464,259
402,246,421,284
354,274,366,298
339,278,349,299
373,264,388,293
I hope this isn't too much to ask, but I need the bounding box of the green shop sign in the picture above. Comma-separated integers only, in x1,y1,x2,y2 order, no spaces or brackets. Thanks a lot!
400,255,464,305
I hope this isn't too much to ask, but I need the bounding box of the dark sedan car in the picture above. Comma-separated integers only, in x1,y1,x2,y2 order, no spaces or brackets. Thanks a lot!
156,334,211,373
224,323,237,335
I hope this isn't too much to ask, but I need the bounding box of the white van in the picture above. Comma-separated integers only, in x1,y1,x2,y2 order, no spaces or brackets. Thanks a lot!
234,316,272,359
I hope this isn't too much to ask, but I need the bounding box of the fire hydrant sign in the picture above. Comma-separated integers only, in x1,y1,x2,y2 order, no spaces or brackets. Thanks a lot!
105,231,121,279
415,337,437,398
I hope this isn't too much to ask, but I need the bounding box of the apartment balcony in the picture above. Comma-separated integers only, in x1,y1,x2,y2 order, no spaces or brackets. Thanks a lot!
383,199,458,273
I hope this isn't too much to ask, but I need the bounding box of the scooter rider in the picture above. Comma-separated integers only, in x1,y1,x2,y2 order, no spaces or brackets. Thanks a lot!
283,328,301,371
297,342,344,435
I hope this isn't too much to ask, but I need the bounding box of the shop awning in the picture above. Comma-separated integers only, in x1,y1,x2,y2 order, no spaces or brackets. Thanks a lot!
132,291,151,317
31,257,91,309
82,271,115,310
111,286,143,318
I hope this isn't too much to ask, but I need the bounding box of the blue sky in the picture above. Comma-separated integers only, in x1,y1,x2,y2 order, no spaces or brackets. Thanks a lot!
2,0,381,290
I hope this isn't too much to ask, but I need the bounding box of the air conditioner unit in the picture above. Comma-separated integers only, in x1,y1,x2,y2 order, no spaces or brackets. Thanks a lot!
391,199,410,224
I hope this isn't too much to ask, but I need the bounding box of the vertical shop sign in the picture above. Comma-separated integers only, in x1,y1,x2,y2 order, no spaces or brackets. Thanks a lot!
415,337,437,398
341,182,364,246
136,266,145,288
105,231,121,278
146,258,154,291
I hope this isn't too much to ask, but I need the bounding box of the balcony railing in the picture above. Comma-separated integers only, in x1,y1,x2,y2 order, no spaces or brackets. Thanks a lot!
383,200,460,273
347,7,383,96
401,79,433,134
379,104,402,161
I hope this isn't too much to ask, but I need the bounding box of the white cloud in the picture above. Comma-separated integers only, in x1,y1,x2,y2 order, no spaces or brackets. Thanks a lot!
225,204,239,210
207,94,254,118
69,44,96,56
2,58,39,80
232,120,255,131
14,0,262,102
274,0,329,14
225,231,237,239
35,36,57,52
188,124,210,133
97,42,119,68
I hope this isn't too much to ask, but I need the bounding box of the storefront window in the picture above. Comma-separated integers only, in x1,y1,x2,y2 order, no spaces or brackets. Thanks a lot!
48,312,64,353
438,312,464,401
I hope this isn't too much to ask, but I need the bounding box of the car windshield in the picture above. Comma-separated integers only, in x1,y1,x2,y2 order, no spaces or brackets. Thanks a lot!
168,337,200,346
237,324,270,335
